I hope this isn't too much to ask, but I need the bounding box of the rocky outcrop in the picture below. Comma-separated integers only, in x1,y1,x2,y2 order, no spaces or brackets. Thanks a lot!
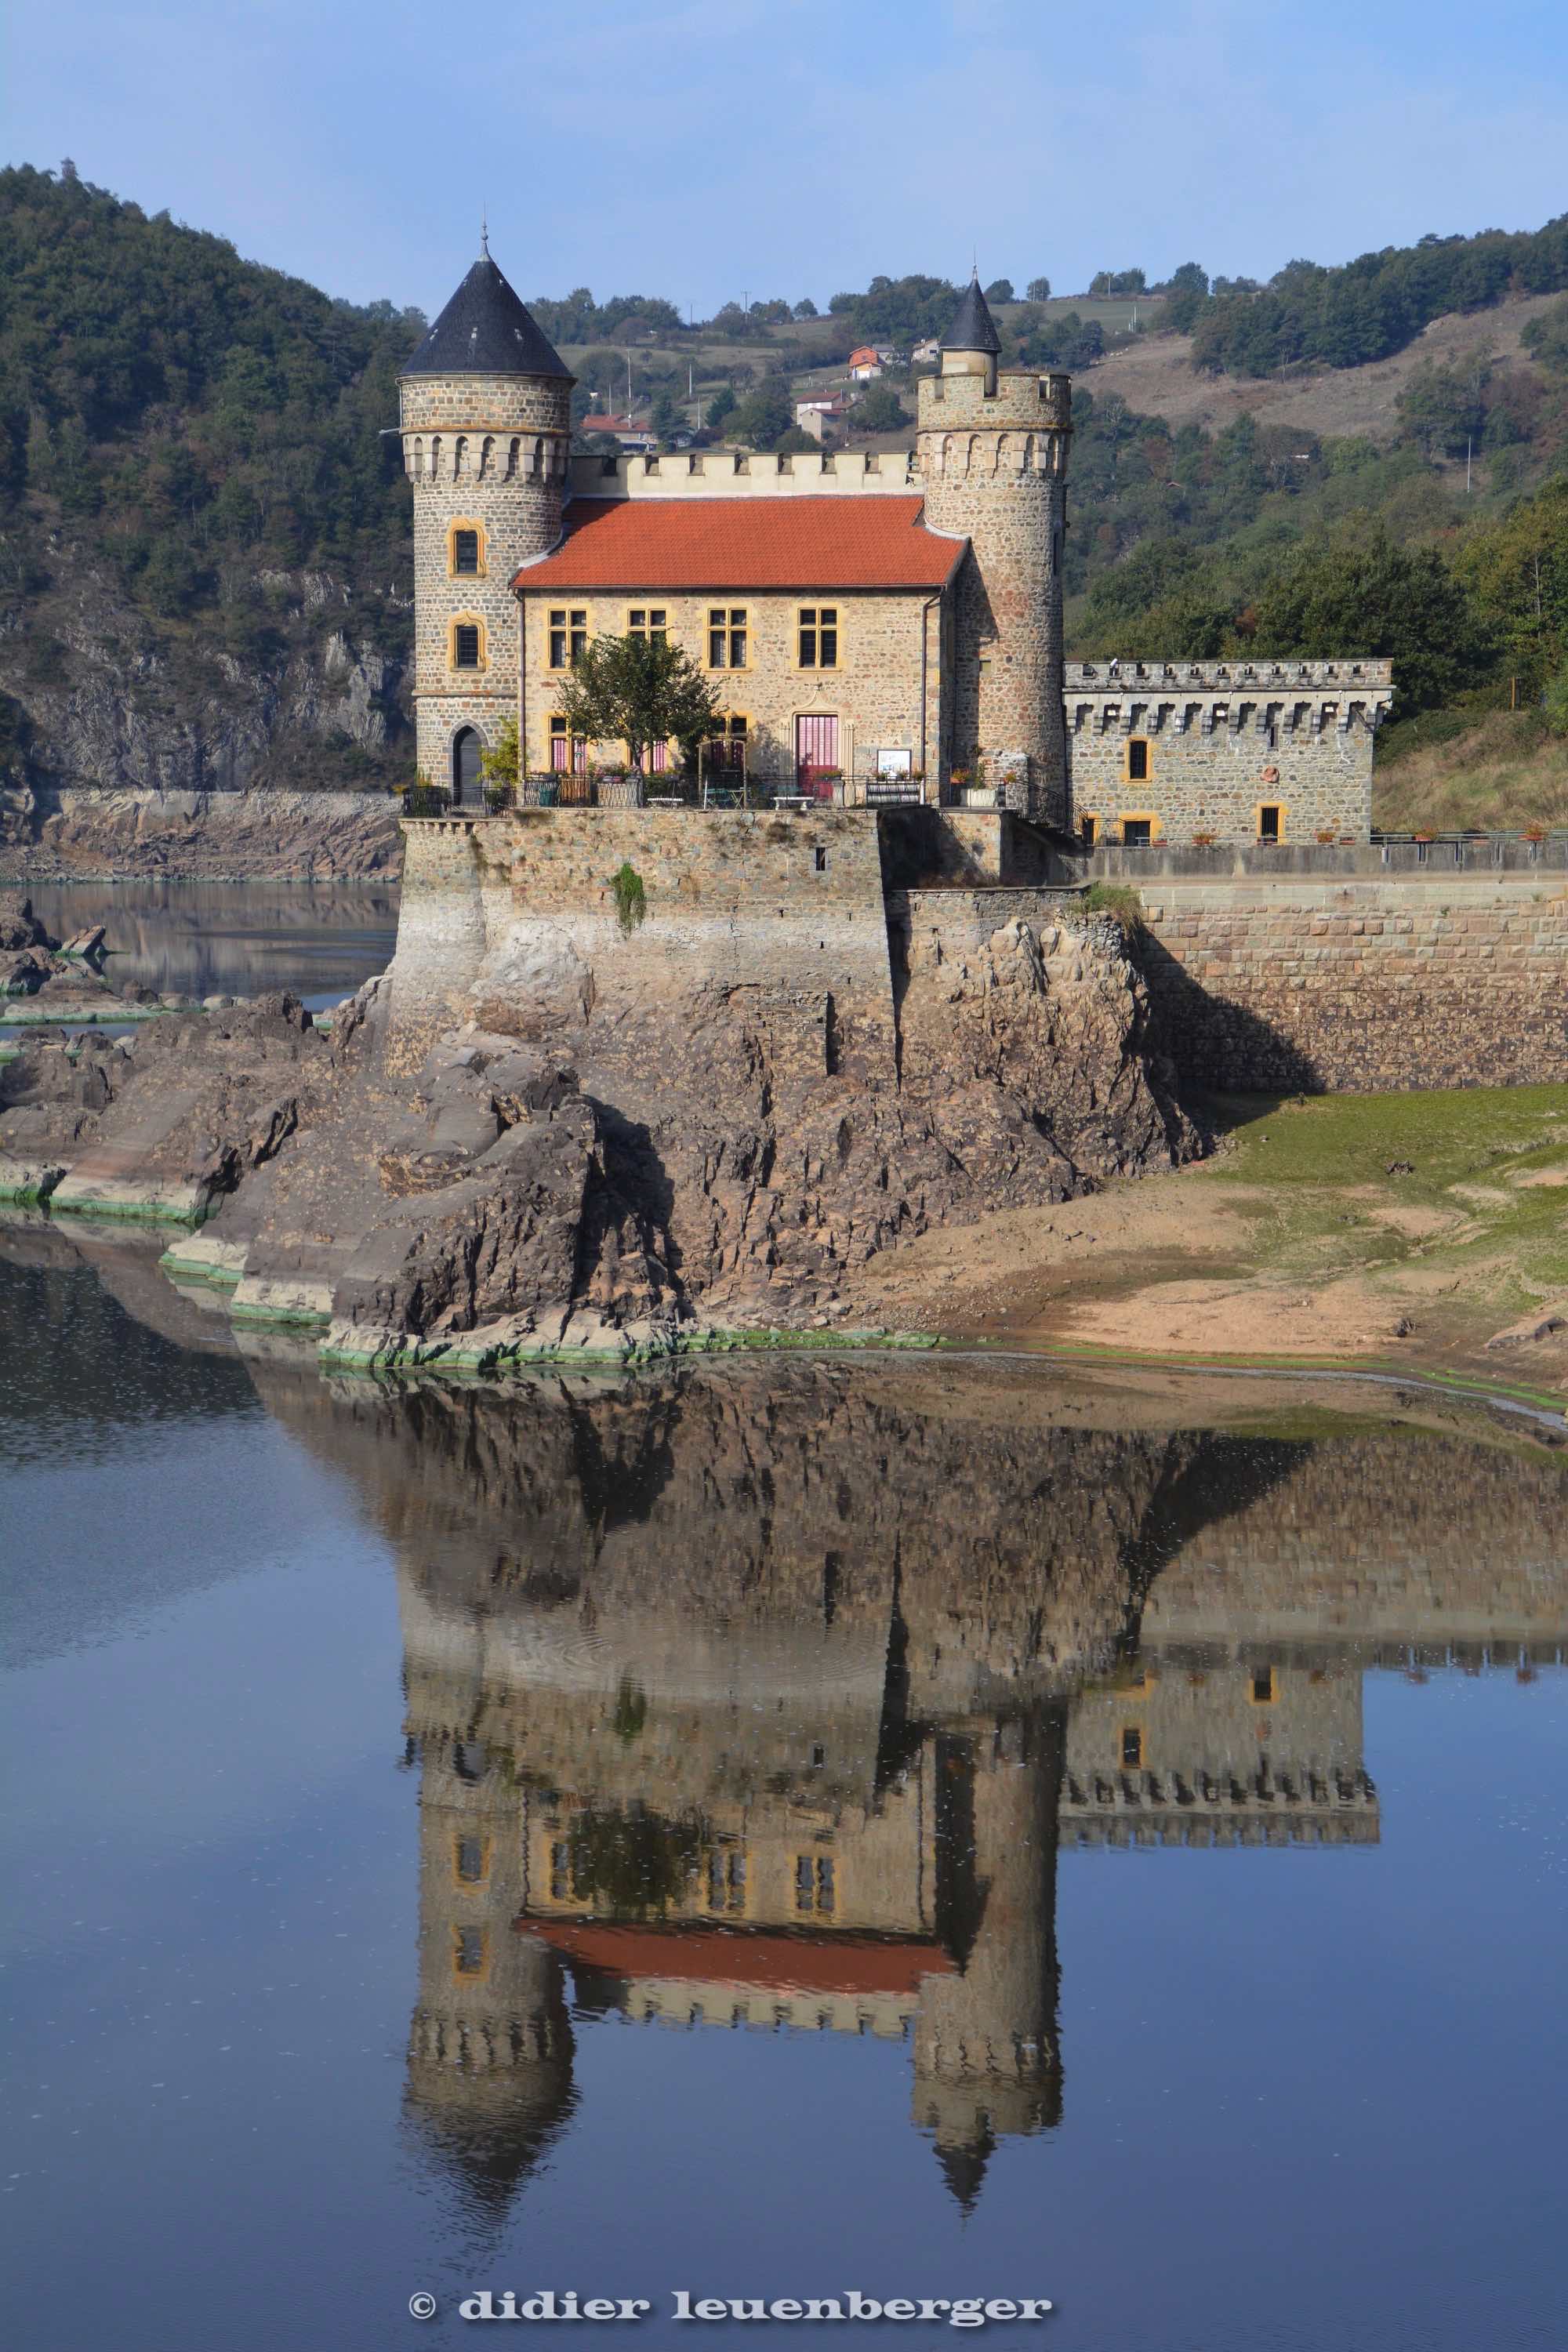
0,891,162,1022
0,786,401,880
0,991,332,1217
0,858,1197,1363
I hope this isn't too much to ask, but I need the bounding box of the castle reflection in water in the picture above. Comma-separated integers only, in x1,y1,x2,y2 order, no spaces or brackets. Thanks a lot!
245,1355,1568,2219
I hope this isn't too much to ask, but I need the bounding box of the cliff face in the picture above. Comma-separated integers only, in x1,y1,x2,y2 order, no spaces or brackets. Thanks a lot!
0,784,401,879
2,550,409,802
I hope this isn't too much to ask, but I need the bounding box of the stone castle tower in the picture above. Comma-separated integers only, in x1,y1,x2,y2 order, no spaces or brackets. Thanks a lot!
911,1709,1064,2208
397,245,575,797
916,277,1073,825
404,1725,576,2217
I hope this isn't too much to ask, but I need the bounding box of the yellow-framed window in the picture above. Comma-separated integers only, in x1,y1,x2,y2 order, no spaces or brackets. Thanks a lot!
452,1924,488,1980
1119,1723,1145,1770
1117,811,1160,846
708,605,748,668
451,616,485,671
705,713,749,773
628,606,668,645
1256,800,1285,843
793,1853,836,1917
448,520,485,579
797,605,838,669
548,607,590,668
1126,736,1151,783
705,1848,747,1915
547,714,588,773
453,1835,490,1888
1249,1665,1277,1706
547,1836,583,1902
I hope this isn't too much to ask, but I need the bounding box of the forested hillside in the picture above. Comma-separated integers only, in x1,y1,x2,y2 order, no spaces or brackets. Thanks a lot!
0,163,423,793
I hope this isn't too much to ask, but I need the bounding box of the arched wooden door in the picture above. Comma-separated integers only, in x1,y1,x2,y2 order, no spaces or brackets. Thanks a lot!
452,727,483,806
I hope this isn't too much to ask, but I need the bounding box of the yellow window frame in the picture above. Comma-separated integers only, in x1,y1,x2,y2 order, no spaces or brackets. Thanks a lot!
795,604,840,671
1254,798,1287,843
448,517,487,580
448,612,488,673
1124,735,1152,784
546,605,592,670
707,605,750,670
1116,809,1162,844
626,604,670,646
451,1924,490,1982
793,1852,837,1917
546,712,588,772
452,1834,492,1889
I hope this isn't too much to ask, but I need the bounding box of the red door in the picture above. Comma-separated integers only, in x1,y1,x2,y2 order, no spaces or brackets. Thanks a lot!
795,713,839,797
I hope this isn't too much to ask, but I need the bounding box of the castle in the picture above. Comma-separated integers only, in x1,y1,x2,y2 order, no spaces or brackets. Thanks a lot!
399,250,1391,848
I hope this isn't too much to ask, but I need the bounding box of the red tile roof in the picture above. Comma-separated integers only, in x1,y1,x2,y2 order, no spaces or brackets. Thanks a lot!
513,495,963,593
521,1918,955,1996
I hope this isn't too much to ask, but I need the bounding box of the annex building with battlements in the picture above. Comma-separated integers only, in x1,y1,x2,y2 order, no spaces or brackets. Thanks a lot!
397,249,1385,848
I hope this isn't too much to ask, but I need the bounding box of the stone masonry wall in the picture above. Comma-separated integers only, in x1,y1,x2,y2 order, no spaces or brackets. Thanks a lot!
1134,875,1568,1091
1065,660,1391,848
386,806,897,1080
400,373,571,790
517,588,946,786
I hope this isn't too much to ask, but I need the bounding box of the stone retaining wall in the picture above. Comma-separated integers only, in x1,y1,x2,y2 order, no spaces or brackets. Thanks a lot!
1135,875,1568,1091
387,806,898,1078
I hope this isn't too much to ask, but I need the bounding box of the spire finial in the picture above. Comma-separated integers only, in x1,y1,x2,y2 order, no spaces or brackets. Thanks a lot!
481,203,489,260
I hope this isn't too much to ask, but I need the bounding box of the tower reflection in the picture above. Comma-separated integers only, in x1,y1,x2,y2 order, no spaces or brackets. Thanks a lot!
245,1356,1568,2219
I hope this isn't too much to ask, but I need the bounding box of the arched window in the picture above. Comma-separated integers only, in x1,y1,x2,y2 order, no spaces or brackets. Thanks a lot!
452,727,483,805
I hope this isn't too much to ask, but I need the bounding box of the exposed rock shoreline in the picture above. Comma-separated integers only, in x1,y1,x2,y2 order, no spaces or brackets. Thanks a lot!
0,886,1197,1370
0,786,401,881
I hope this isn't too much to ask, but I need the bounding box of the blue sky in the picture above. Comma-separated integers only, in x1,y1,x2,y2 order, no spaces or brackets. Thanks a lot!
5,0,1568,321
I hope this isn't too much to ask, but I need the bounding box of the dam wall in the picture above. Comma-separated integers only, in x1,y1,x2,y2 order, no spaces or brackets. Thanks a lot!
1134,873,1568,1093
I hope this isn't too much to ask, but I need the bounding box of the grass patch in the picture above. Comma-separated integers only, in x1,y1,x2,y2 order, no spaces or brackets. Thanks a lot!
1372,707,1568,832
1199,1083,1568,1316
1080,881,1145,931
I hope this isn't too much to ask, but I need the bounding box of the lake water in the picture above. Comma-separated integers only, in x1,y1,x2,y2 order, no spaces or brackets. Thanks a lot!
18,880,401,1014
2,895,1566,2352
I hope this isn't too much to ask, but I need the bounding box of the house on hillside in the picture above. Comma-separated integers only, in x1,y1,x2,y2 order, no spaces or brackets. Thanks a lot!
579,412,658,452
848,346,883,382
794,394,851,444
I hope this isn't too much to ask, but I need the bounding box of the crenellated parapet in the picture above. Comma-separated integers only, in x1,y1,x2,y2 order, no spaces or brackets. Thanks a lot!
1067,659,1393,690
567,448,918,497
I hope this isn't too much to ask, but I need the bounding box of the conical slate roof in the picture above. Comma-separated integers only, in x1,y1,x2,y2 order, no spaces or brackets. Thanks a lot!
940,273,1001,356
401,250,571,379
